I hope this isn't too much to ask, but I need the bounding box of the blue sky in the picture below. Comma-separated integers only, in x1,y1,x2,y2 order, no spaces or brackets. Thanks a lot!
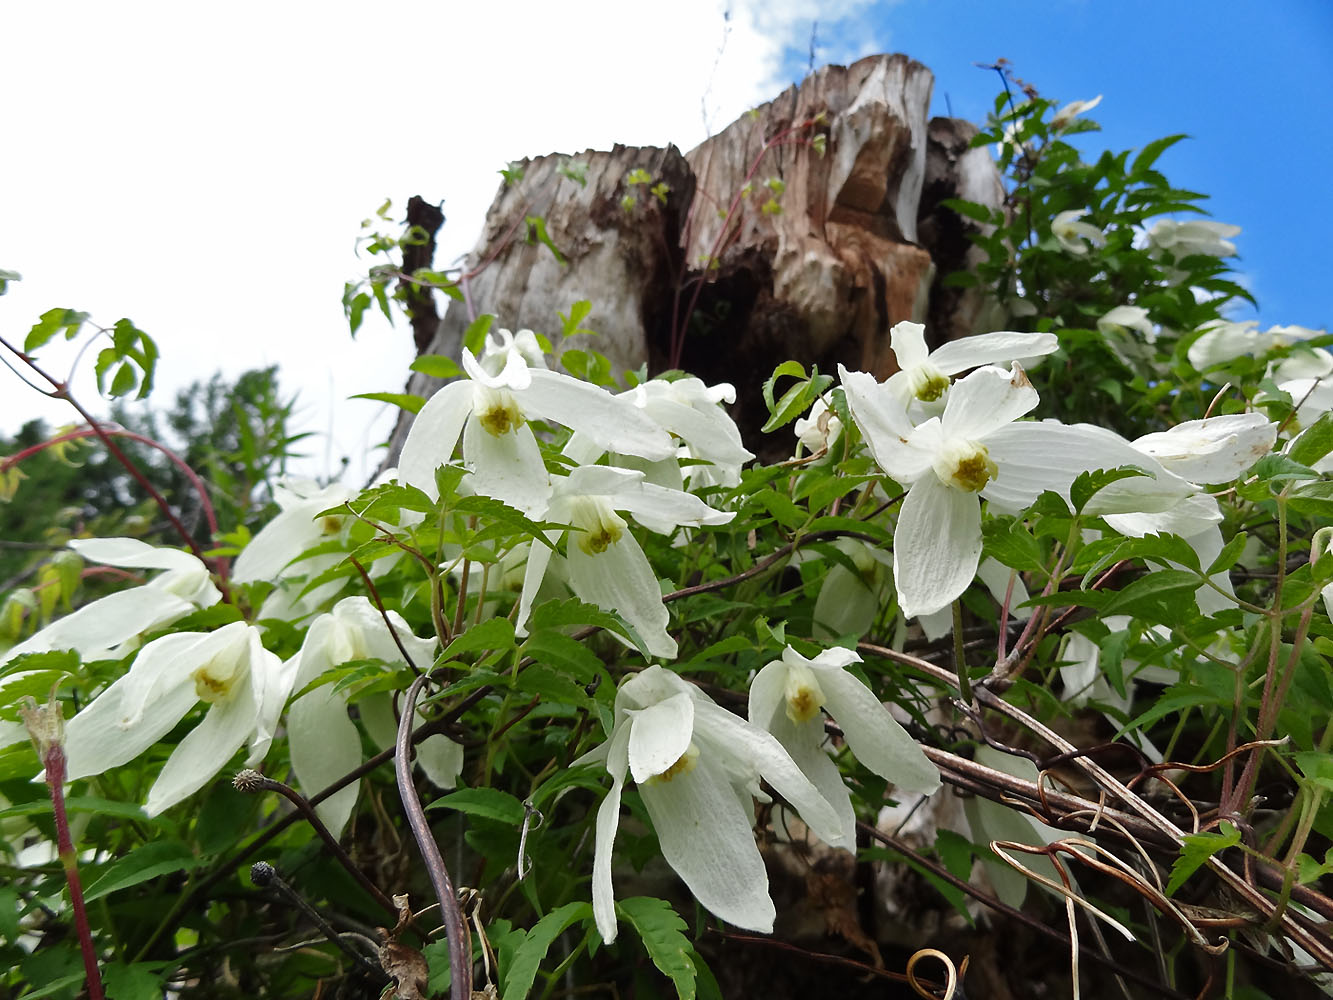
1,1,1328,481
790,0,1332,330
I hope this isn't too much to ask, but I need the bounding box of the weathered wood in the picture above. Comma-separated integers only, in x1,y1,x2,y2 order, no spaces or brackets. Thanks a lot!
385,53,1006,464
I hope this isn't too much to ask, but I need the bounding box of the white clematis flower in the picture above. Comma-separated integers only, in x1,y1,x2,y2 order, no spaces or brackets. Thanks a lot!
516,466,734,658
399,329,674,517
748,646,939,849
2,538,220,668
1131,413,1276,485
794,394,843,454
583,665,843,943
840,363,1193,617
61,621,293,816
884,321,1058,410
1051,94,1102,128
1147,219,1241,259
1098,305,1158,345
1051,210,1106,255
287,598,461,836
233,479,356,622
1188,320,1325,371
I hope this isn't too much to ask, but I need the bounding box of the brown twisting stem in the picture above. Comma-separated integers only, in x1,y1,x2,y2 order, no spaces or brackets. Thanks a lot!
232,770,396,917
396,675,470,1000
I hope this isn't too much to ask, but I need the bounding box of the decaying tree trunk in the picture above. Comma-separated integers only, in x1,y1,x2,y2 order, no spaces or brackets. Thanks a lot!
386,52,1005,463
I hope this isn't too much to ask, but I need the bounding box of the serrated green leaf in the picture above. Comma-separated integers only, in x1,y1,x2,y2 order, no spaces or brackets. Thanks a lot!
1206,531,1248,576
442,617,516,660
501,901,591,1000
1166,821,1239,896
100,963,166,1000
1102,568,1199,618
520,631,603,681
83,841,204,902
24,308,88,353
1289,412,1333,467
618,896,697,1000
428,787,526,825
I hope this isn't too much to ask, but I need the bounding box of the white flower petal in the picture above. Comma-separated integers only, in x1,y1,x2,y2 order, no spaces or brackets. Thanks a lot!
692,700,843,845
145,694,257,815
746,661,788,733
67,538,199,573
288,678,363,836
63,663,199,782
462,418,551,518
414,735,464,790
940,364,1039,440
639,751,776,933
893,476,982,618
1132,413,1276,484
515,535,559,637
839,365,932,481
592,722,631,943
232,480,354,583
929,332,1058,376
1,589,197,667
566,531,675,659
770,712,858,849
522,369,674,461
889,321,931,368
616,480,734,530
397,380,474,500
627,691,695,784
819,667,940,795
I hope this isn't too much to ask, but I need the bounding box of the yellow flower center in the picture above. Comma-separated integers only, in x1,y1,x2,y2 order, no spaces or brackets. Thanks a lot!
475,385,524,437
645,742,699,785
568,496,626,556
907,364,950,403
783,663,826,724
191,653,245,704
935,439,998,493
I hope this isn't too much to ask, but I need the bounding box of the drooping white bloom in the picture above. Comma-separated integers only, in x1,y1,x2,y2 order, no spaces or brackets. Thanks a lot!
62,621,293,816
794,394,842,454
884,320,1058,410
2,538,220,668
566,377,754,500
1098,305,1157,345
1147,219,1241,259
1188,320,1326,371
399,329,674,517
1131,413,1277,485
287,598,460,836
1051,94,1103,128
840,363,1193,617
748,646,939,848
582,666,843,943
807,537,893,640
1051,210,1106,255
233,479,355,622
516,466,734,658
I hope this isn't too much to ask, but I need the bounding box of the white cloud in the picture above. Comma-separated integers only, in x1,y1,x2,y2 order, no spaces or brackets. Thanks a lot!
0,0,828,483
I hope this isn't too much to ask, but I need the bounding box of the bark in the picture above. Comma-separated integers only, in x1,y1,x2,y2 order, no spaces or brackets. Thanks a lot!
384,52,1005,464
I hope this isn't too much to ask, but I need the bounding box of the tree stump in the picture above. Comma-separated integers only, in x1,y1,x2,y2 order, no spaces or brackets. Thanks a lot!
385,52,1005,464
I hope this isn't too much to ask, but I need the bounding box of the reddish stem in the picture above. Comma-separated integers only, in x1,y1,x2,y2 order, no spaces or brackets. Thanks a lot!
42,742,105,1000
2,423,228,588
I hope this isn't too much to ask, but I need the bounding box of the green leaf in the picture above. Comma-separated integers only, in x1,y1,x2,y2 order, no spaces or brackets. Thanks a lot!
1288,480,1333,520
1207,531,1248,576
618,896,698,1000
24,308,88,352
1166,821,1240,896
428,787,526,826
1101,569,1200,618
982,518,1047,575
442,617,516,661
524,215,567,265
1069,465,1150,513
520,631,603,681
411,354,464,379
501,901,592,1000
1289,412,1333,467
1131,134,1186,175
101,963,167,1000
529,597,630,638
350,391,425,414
83,840,204,902
463,314,496,355
0,883,20,941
